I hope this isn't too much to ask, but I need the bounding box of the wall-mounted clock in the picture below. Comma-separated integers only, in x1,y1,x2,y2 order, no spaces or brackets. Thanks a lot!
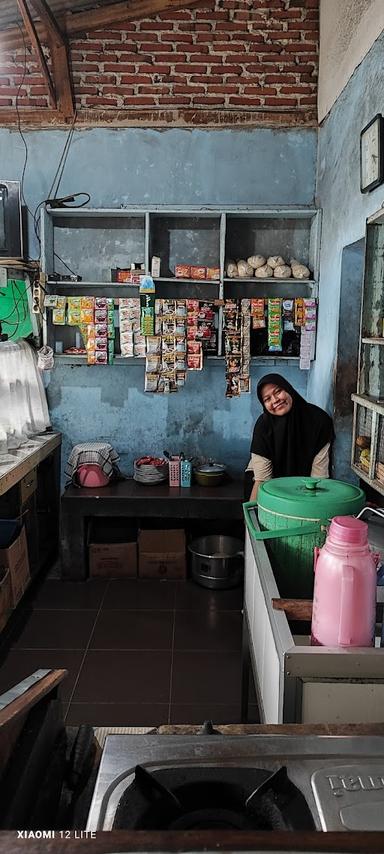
360,114,384,193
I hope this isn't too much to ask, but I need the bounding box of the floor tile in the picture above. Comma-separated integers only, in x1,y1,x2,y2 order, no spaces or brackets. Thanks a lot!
172,650,242,704
10,609,98,650
170,704,243,725
89,610,173,650
65,703,169,727
72,651,172,703
31,579,108,610
103,579,176,610
0,649,84,701
175,581,243,611
174,610,243,651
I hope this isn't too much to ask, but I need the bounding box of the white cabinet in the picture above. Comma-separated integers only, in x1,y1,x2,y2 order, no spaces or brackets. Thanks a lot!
40,205,321,363
243,520,384,724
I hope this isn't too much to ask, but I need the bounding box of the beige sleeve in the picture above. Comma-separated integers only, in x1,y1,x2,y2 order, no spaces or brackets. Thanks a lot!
311,443,330,478
245,453,273,482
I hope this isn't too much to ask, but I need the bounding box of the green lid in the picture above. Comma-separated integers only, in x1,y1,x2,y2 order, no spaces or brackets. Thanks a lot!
258,477,365,520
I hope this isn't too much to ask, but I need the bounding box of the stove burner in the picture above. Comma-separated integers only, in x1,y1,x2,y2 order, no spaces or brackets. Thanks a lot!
113,765,315,831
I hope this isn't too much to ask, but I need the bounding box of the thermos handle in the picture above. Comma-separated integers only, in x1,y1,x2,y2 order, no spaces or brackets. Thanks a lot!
338,564,355,646
243,502,324,541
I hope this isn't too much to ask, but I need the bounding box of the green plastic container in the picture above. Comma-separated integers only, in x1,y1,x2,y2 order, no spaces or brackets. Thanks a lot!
243,477,365,599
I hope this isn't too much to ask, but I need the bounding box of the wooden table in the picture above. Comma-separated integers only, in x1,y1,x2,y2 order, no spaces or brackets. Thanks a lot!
61,479,244,579
0,432,61,578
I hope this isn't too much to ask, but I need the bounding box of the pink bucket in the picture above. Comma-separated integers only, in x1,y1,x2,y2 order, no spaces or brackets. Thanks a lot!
76,464,110,488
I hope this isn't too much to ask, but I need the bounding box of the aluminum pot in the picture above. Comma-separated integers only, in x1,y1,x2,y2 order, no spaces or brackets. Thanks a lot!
193,462,227,487
188,534,244,589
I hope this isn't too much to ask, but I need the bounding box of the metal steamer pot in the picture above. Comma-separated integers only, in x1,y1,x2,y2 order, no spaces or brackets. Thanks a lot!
188,535,243,589
243,477,365,599
193,461,227,487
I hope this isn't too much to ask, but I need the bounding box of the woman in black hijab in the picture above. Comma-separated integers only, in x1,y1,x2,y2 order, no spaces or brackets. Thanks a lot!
244,374,334,501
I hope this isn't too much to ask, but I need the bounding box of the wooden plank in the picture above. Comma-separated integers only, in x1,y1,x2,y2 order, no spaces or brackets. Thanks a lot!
29,0,75,117
50,42,75,118
0,830,384,853
157,722,384,735
0,107,318,130
0,0,208,49
62,0,209,36
272,598,313,621
16,0,56,108
0,669,67,727
0,433,61,497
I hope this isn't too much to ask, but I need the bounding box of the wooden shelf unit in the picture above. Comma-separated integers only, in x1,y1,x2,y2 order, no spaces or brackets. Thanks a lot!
40,204,321,364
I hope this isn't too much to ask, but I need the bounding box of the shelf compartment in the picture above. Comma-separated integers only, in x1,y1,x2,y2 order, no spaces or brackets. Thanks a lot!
224,211,319,281
45,212,146,284
149,213,221,280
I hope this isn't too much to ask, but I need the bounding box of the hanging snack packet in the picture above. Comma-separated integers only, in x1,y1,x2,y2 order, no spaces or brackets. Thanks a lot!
145,372,159,392
282,299,295,330
52,308,66,325
295,298,304,326
267,299,282,351
251,299,266,329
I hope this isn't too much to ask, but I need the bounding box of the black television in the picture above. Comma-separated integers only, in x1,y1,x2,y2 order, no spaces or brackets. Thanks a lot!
0,180,23,259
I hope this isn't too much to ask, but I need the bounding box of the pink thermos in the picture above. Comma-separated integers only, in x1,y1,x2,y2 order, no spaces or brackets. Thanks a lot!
311,516,378,647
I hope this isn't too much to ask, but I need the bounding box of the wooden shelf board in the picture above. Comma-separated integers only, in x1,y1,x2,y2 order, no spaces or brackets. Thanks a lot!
223,277,316,285
362,337,384,345
54,354,304,366
352,393,384,416
154,277,220,285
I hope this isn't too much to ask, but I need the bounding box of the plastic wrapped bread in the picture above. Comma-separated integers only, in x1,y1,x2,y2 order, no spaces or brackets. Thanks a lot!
290,258,310,279
226,260,238,278
237,259,254,277
274,264,292,279
267,255,286,269
255,264,273,278
247,254,266,270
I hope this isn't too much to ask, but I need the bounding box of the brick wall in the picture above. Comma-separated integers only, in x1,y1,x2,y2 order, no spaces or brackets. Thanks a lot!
0,0,319,127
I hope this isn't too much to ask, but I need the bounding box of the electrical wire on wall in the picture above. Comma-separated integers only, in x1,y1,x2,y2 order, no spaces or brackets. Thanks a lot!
13,18,90,270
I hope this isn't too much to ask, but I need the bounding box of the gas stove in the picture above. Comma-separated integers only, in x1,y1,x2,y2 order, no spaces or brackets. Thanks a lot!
86,732,384,833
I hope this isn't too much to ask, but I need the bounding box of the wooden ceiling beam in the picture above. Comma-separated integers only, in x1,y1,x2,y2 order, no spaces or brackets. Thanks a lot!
29,0,75,118
16,0,56,108
0,0,209,50
63,0,210,35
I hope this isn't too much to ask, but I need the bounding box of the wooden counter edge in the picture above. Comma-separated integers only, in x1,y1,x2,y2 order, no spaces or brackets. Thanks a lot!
0,829,383,852
157,722,384,735
0,432,61,497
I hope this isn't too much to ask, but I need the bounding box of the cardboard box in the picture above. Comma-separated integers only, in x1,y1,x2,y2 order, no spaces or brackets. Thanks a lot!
0,526,30,608
89,542,137,578
0,569,13,632
138,529,186,579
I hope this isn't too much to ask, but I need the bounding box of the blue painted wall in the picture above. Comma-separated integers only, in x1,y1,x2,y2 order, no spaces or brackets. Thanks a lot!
0,125,316,478
309,32,384,416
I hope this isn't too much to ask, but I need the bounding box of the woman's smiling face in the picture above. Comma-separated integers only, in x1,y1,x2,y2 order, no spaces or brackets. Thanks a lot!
261,382,293,416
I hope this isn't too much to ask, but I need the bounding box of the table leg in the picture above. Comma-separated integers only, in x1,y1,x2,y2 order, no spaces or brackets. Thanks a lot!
61,510,86,579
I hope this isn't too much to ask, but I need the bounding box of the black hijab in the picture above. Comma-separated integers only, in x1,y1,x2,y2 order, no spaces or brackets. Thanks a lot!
251,373,334,477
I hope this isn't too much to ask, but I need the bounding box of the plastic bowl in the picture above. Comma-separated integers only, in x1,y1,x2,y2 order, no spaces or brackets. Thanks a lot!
76,464,110,488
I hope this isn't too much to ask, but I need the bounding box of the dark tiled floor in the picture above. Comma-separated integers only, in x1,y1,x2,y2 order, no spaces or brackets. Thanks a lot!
0,577,259,727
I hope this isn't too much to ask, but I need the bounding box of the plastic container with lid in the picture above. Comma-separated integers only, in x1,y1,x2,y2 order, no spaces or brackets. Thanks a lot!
243,477,365,598
311,516,378,647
